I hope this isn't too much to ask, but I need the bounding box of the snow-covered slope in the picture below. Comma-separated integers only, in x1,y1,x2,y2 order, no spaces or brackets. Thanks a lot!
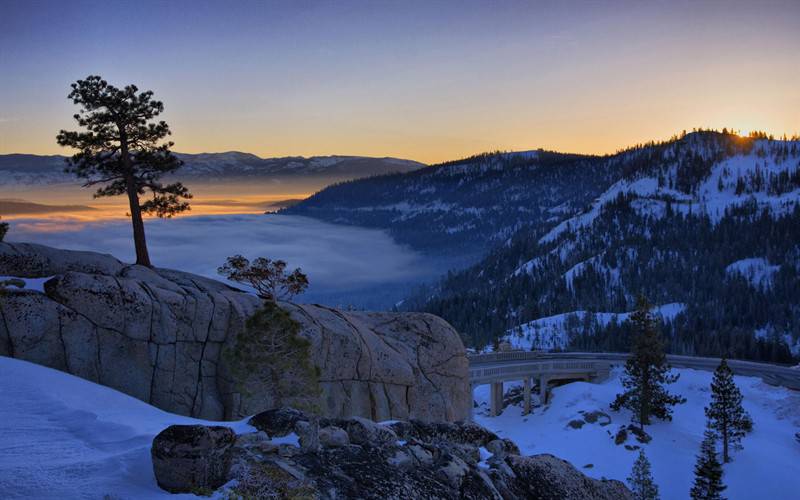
474,366,800,500
725,257,780,289
0,356,254,499
504,303,686,351
541,136,800,244
414,132,800,359
285,149,611,259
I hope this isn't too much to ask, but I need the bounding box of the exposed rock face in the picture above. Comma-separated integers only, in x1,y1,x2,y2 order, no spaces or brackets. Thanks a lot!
151,425,236,493
0,242,469,421
151,408,633,499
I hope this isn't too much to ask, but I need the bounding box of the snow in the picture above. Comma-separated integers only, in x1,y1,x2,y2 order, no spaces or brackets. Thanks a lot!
725,258,780,288
505,303,686,351
1,343,797,499
512,256,543,277
539,142,800,245
0,275,55,292
269,433,300,446
473,367,800,500
0,356,256,499
561,256,620,290
477,446,493,469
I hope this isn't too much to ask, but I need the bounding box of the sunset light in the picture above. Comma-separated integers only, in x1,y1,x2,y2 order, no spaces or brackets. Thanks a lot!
1,2,798,499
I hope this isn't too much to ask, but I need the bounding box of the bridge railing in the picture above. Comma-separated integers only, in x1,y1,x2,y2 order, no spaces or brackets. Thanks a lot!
466,351,800,390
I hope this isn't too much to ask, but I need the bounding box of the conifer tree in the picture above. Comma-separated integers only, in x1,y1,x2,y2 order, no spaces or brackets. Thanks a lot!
705,358,752,462
611,295,686,430
57,75,191,267
0,217,7,241
628,449,660,500
690,429,726,500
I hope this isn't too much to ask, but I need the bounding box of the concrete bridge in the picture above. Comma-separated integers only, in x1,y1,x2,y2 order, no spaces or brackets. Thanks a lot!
468,351,800,417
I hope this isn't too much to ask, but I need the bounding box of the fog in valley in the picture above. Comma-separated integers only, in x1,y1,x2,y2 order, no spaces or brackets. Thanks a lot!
6,212,437,309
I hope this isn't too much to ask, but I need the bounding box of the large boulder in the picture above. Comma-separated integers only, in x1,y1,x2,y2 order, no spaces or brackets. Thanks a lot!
151,425,236,494
152,409,633,499
0,242,470,421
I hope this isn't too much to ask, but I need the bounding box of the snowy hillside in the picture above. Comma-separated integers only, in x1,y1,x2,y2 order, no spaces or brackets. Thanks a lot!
414,132,800,360
0,153,423,185
284,149,614,260
504,303,686,351
474,366,800,500
0,356,254,499
541,136,800,244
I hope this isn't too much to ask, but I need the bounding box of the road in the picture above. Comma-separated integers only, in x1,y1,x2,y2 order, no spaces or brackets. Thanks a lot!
468,351,800,390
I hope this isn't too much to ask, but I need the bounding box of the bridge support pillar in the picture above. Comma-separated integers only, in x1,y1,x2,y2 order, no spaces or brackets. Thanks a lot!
523,377,532,415
489,381,503,417
539,375,549,404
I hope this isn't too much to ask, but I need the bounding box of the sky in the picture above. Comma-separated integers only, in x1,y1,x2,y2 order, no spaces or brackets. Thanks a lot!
1,0,799,164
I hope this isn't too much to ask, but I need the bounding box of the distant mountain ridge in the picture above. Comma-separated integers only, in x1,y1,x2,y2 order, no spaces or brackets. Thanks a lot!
283,149,617,263
404,132,800,363
283,131,800,363
0,152,424,185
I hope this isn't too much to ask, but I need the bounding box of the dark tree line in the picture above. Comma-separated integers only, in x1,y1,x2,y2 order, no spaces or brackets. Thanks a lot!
412,134,800,363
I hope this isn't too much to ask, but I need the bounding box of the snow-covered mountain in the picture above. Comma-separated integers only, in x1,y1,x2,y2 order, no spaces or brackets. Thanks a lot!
0,152,424,185
284,149,617,262
396,132,800,362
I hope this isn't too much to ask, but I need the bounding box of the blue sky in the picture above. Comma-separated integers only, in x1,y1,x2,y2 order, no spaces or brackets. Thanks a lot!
2,0,799,162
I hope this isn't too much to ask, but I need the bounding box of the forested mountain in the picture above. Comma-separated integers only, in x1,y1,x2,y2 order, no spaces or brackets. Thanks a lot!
0,153,422,185
403,131,800,363
284,150,624,263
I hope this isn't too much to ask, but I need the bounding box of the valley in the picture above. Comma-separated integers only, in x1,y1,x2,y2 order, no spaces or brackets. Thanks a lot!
2,3,798,498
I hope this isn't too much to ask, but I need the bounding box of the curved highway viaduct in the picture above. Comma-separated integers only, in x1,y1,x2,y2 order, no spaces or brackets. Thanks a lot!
468,351,800,417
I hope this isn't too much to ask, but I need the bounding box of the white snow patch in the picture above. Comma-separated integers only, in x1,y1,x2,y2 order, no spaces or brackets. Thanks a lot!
0,356,257,499
473,367,800,500
0,275,55,292
505,303,686,351
725,258,780,288
477,446,493,469
270,433,299,446
540,143,800,245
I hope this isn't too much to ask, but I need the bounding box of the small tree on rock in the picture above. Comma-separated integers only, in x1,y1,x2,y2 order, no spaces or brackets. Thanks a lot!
690,429,726,500
611,295,686,430
705,358,752,462
57,75,192,267
628,449,660,500
0,217,7,241
218,255,309,302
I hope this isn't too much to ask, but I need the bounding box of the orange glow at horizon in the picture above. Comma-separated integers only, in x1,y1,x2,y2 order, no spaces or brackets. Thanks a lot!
1,1,798,165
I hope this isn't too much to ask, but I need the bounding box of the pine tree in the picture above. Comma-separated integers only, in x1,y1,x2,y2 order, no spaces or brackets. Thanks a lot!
56,75,192,267
690,429,726,500
611,295,686,430
628,449,660,500
0,216,7,241
705,358,753,462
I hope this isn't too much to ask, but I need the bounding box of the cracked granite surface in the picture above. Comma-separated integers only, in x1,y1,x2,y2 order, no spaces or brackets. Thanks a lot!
0,242,469,422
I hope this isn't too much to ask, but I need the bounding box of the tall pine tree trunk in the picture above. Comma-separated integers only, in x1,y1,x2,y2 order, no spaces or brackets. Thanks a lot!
120,132,151,267
722,420,729,463
126,177,151,267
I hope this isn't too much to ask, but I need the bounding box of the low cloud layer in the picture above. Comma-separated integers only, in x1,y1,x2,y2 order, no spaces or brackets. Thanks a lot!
7,214,437,307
